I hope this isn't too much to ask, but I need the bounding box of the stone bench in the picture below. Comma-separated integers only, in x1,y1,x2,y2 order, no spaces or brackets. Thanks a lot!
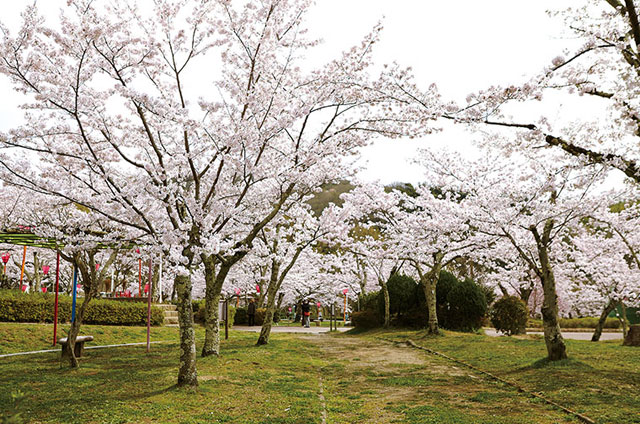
58,335,94,358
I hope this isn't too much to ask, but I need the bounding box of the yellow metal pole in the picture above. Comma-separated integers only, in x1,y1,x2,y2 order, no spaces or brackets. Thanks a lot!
343,294,347,326
19,246,27,288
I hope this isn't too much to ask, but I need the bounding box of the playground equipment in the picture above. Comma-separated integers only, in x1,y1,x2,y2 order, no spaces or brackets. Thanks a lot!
0,229,158,353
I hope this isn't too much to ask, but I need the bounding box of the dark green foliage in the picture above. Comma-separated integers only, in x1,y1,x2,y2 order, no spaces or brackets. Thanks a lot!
387,274,424,315
235,307,248,325
435,272,488,332
609,306,640,325
479,284,497,307
439,278,487,332
351,310,383,328
359,291,383,313
491,296,528,336
352,271,487,332
436,271,458,305
0,290,163,326
393,308,429,328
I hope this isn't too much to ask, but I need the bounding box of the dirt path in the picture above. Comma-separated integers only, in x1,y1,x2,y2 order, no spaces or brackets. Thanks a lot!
304,334,579,424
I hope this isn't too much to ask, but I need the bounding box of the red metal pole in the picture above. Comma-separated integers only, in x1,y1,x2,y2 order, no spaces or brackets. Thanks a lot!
146,258,152,353
138,258,142,297
53,251,60,346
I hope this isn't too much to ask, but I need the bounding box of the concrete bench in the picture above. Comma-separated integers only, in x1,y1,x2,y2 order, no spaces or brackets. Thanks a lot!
58,335,94,358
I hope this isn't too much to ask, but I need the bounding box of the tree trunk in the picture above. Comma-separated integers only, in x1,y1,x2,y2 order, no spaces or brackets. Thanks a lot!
256,266,268,307
257,261,281,346
416,256,443,335
533,221,567,361
175,273,197,387
151,262,160,303
202,257,232,357
380,279,390,328
63,293,91,368
422,272,440,335
592,300,617,342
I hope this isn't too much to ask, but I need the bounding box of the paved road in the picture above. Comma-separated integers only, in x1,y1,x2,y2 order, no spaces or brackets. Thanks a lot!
483,328,623,341
233,325,350,334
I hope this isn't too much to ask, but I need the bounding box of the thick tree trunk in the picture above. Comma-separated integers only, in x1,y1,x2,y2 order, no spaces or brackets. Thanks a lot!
592,300,617,342
380,279,390,328
421,273,440,335
175,273,197,387
533,221,567,361
257,261,281,346
416,256,443,335
202,257,233,357
151,262,160,303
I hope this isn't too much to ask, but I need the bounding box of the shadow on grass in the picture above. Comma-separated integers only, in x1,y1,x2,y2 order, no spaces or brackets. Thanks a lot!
513,356,594,373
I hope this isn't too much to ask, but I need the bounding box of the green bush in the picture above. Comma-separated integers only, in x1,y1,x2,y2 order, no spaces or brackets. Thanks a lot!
351,310,383,328
393,308,428,328
387,274,424,315
0,290,163,326
442,278,487,332
436,272,487,332
235,307,248,325
491,296,528,336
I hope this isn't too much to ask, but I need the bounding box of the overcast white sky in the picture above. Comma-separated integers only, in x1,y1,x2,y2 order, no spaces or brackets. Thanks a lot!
0,0,583,183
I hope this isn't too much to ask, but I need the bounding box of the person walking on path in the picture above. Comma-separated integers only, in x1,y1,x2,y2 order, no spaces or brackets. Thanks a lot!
301,299,311,328
248,298,256,326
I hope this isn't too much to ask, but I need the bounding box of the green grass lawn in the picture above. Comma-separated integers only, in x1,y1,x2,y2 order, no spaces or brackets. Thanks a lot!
0,322,180,355
372,328,640,424
0,323,638,423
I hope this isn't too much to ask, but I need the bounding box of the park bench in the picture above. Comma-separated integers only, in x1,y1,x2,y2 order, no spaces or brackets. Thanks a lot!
58,335,94,358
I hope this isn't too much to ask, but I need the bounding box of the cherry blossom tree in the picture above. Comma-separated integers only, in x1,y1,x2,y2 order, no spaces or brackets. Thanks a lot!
0,0,437,384
424,147,616,360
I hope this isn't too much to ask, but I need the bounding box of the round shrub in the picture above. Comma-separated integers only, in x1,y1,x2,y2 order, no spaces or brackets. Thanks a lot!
491,295,528,336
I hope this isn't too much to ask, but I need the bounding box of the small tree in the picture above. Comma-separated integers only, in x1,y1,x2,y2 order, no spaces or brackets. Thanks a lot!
491,296,529,336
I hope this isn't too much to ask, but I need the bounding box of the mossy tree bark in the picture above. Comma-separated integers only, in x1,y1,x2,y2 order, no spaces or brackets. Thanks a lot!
175,273,197,387
414,252,444,335
379,277,391,328
257,261,281,346
531,221,568,361
201,255,234,357
504,219,567,360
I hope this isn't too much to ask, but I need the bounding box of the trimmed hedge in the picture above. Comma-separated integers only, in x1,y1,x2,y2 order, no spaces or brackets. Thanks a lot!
528,317,622,329
0,290,164,326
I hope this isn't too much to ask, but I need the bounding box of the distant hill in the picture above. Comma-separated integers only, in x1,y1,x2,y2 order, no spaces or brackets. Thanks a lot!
307,181,355,216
